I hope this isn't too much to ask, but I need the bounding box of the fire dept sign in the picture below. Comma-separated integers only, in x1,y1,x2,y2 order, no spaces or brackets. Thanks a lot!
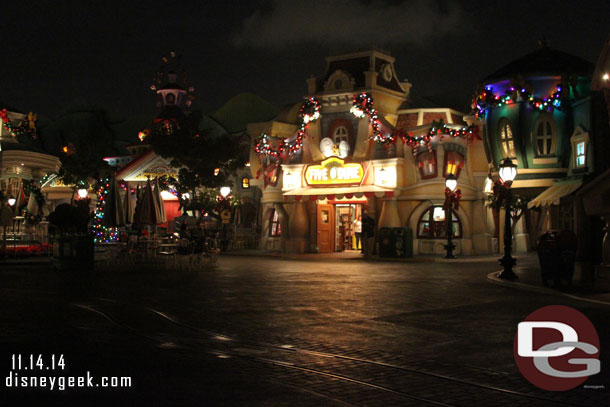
305,157,364,186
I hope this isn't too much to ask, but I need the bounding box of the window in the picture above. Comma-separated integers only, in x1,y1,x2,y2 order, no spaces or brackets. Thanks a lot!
333,126,348,144
443,151,464,179
498,119,515,158
417,150,437,179
535,115,555,156
417,206,462,239
269,209,281,237
165,92,176,105
575,142,586,167
570,128,589,171
242,176,250,189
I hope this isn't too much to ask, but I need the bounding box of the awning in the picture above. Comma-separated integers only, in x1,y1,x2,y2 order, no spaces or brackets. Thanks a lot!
283,185,394,201
527,180,582,209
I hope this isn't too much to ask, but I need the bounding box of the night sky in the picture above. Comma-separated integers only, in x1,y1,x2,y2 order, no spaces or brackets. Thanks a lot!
1,0,608,120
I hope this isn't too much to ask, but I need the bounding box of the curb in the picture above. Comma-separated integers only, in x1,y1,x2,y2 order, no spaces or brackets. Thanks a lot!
487,271,610,306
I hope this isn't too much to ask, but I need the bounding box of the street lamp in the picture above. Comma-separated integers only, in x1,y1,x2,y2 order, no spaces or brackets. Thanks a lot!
77,188,88,199
498,158,518,280
219,186,231,198
7,196,16,207
444,174,458,259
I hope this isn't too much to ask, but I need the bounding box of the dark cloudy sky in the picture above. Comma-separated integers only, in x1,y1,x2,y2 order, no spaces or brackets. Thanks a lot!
1,0,608,120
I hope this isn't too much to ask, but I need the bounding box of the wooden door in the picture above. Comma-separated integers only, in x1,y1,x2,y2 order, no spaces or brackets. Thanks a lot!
317,204,334,253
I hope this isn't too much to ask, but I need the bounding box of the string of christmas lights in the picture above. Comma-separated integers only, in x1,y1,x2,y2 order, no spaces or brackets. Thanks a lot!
92,177,119,243
393,119,479,155
350,93,389,143
254,97,320,159
473,84,564,118
0,108,38,140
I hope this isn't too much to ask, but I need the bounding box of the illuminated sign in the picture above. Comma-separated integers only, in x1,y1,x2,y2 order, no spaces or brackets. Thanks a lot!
305,157,364,186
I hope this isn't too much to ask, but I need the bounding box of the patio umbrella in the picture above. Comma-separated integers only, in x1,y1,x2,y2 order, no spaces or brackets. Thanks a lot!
153,178,167,224
26,191,39,216
135,178,158,226
123,181,135,225
14,182,26,214
101,177,125,227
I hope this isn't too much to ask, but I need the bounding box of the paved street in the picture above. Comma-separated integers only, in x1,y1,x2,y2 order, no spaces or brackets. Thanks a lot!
1,255,608,406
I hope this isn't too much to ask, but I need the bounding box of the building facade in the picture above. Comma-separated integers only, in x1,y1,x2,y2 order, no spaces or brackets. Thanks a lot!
250,50,492,255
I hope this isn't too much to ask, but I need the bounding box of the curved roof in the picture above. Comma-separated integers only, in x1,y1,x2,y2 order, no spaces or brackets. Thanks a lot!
211,92,279,134
483,46,594,82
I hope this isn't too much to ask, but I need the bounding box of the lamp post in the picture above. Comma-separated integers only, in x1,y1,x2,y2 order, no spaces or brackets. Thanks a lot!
77,188,88,199
444,174,458,259
498,158,518,280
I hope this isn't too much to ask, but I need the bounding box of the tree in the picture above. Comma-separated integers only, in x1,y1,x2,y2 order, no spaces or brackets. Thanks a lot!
148,110,247,211
40,107,114,196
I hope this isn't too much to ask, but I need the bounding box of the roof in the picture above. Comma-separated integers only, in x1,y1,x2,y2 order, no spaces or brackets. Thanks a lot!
483,46,594,82
212,93,279,134
318,49,406,94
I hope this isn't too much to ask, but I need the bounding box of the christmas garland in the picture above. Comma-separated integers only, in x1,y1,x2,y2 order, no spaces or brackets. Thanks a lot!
393,119,480,155
350,93,388,143
472,84,564,119
0,108,38,140
254,97,320,159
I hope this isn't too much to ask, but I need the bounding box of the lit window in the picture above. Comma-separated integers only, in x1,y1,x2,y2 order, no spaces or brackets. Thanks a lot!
417,206,462,239
333,126,348,144
535,115,555,156
417,151,437,179
575,142,586,167
242,177,250,189
443,151,464,178
269,209,281,237
498,119,515,158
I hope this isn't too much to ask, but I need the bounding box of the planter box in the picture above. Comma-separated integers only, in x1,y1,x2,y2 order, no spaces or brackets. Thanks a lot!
52,235,94,271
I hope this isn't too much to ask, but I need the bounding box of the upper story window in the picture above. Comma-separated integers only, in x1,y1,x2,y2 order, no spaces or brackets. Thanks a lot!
333,126,348,144
575,142,586,167
498,118,515,158
416,150,437,179
534,114,556,156
443,151,465,179
570,128,590,171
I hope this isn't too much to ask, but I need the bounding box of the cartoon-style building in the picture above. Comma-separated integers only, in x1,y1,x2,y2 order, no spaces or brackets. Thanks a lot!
250,49,492,255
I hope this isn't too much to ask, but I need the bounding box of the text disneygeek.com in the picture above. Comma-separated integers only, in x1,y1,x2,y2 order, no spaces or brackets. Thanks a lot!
5,354,131,391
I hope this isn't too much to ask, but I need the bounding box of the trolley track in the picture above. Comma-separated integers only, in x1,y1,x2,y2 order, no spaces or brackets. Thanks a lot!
70,298,587,407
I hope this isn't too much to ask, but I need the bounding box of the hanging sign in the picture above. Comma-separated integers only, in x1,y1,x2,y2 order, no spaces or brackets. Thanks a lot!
305,157,364,186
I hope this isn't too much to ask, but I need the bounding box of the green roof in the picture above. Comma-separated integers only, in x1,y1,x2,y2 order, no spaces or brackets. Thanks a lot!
211,93,279,134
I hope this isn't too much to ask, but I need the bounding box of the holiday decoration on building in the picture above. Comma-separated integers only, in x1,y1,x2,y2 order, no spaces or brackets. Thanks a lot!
472,83,564,119
443,187,462,212
0,108,38,140
350,93,388,143
254,97,321,160
92,177,119,243
393,119,480,155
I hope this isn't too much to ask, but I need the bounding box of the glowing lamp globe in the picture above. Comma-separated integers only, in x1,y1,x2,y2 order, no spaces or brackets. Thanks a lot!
445,174,458,192
8,197,16,206
220,187,231,198
77,188,88,199
499,158,518,184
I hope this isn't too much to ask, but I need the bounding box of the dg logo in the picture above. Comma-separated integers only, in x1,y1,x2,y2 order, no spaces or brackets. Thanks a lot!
514,305,601,391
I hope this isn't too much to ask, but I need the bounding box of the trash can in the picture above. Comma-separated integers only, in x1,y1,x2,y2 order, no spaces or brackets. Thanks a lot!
393,227,413,258
537,230,577,286
378,227,395,258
